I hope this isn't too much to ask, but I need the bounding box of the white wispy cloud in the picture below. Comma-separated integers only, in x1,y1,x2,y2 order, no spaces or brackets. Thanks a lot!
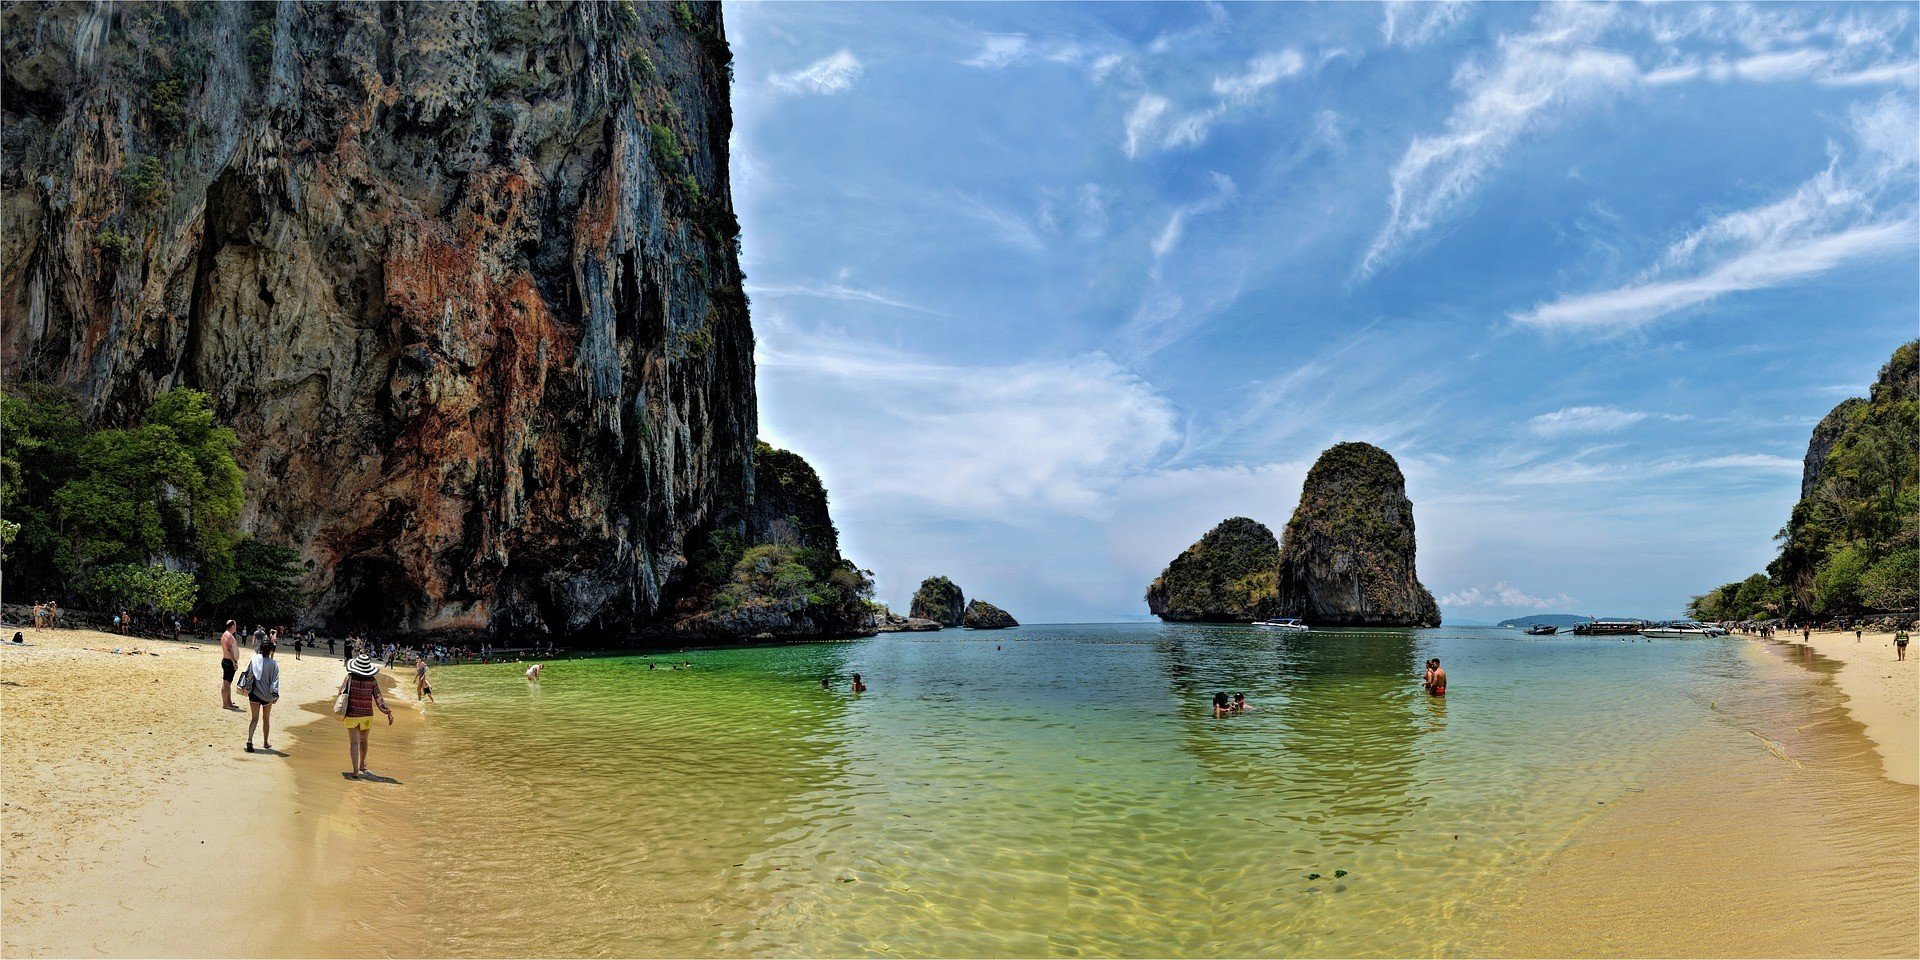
1123,49,1306,157
1151,172,1237,263
766,49,863,96
745,281,948,317
1515,94,1918,332
1505,452,1803,485
1526,405,1649,436
963,34,1031,69
757,334,1179,519
1382,1,1473,49
1359,4,1918,277
1440,581,1576,610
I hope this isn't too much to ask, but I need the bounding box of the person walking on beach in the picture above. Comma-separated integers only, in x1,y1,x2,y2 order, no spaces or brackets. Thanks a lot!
243,640,281,752
220,620,241,711
338,655,393,778
1897,629,1909,661
292,634,303,660
415,657,434,702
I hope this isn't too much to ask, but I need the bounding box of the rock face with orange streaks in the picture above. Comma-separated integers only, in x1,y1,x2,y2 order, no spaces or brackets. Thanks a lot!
1,2,764,639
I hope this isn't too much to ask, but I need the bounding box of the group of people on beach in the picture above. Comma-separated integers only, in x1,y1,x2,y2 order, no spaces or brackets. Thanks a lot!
217,619,396,777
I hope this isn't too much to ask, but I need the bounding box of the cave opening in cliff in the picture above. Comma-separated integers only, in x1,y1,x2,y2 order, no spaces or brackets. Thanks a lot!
332,555,427,633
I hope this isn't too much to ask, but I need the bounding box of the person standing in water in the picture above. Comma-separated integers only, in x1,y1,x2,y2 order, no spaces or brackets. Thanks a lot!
1427,659,1447,697
1212,692,1231,718
338,654,392,778
850,673,866,693
415,656,434,702
219,620,241,711
244,640,281,752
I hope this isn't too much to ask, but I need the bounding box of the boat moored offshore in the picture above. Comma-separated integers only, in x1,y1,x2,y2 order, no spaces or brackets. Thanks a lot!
1253,617,1310,631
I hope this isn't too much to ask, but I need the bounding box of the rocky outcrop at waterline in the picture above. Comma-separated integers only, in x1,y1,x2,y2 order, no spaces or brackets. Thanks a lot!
910,576,965,627
872,613,942,633
1145,517,1279,622
0,2,793,641
672,443,875,640
961,599,1018,630
1274,443,1441,627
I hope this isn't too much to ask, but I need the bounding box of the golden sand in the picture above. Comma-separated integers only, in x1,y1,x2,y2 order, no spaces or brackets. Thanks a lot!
1770,630,1917,786
1,626,425,957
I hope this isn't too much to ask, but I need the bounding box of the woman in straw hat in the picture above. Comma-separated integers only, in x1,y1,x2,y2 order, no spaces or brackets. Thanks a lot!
338,654,393,778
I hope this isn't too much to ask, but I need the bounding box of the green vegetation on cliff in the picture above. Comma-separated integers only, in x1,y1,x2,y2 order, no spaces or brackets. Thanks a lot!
684,442,873,637
910,576,965,626
1145,517,1279,622
1690,341,1918,620
1274,442,1440,627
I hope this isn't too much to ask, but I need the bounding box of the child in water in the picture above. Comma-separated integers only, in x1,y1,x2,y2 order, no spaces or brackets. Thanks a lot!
1212,692,1232,718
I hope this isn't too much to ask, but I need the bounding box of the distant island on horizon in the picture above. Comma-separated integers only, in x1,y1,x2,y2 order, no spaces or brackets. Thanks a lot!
1497,614,1598,629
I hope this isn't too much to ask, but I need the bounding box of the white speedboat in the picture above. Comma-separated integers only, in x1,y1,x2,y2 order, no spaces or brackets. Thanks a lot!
1641,621,1727,639
1253,617,1309,631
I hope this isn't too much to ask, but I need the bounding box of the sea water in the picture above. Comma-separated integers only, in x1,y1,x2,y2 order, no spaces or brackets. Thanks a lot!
303,625,1899,957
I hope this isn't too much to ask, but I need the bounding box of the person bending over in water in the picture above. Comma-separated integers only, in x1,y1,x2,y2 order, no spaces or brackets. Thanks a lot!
1212,692,1232,718
525,663,544,682
850,673,867,693
1427,659,1447,697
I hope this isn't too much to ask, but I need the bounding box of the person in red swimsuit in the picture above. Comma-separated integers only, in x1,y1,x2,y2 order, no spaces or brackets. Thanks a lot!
1429,659,1446,697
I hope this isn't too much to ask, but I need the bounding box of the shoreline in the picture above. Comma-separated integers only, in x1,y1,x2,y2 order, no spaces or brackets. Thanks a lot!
1759,629,1916,786
4,623,1917,956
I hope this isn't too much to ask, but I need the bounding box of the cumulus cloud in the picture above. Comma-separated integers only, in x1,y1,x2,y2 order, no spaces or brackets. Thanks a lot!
1440,581,1576,610
1527,405,1649,437
1382,1,1473,48
767,49,863,96
1359,4,1917,278
1514,94,1918,332
756,334,1180,519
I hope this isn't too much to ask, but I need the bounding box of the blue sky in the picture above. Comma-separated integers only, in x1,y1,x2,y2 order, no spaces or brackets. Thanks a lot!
726,1,1919,624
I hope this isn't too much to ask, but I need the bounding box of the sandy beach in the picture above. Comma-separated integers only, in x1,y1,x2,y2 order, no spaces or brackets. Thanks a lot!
1765,629,1917,786
1,625,426,957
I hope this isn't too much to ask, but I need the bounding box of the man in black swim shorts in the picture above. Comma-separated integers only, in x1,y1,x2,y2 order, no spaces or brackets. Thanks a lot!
220,619,240,711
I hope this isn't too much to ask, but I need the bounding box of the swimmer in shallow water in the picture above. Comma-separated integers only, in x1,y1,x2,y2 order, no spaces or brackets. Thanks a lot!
850,673,867,693
1212,692,1231,718
1427,659,1446,697
1232,693,1249,712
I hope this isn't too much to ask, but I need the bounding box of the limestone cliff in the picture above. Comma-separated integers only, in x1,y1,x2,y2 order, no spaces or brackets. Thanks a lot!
1274,443,1440,627
1145,517,1279,622
909,576,963,627
961,599,1017,630
1803,398,1865,499
2,1,760,640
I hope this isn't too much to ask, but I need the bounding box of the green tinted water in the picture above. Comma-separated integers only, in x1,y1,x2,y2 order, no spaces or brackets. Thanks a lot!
355,625,1769,957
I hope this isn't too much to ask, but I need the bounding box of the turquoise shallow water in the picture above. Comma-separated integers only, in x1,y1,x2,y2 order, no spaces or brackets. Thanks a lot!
349,624,1781,957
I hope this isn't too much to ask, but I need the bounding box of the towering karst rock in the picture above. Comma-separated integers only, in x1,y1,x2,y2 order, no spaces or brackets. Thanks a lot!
1273,443,1441,627
909,576,964,627
961,599,1017,629
1145,517,1280,622
1,2,777,639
